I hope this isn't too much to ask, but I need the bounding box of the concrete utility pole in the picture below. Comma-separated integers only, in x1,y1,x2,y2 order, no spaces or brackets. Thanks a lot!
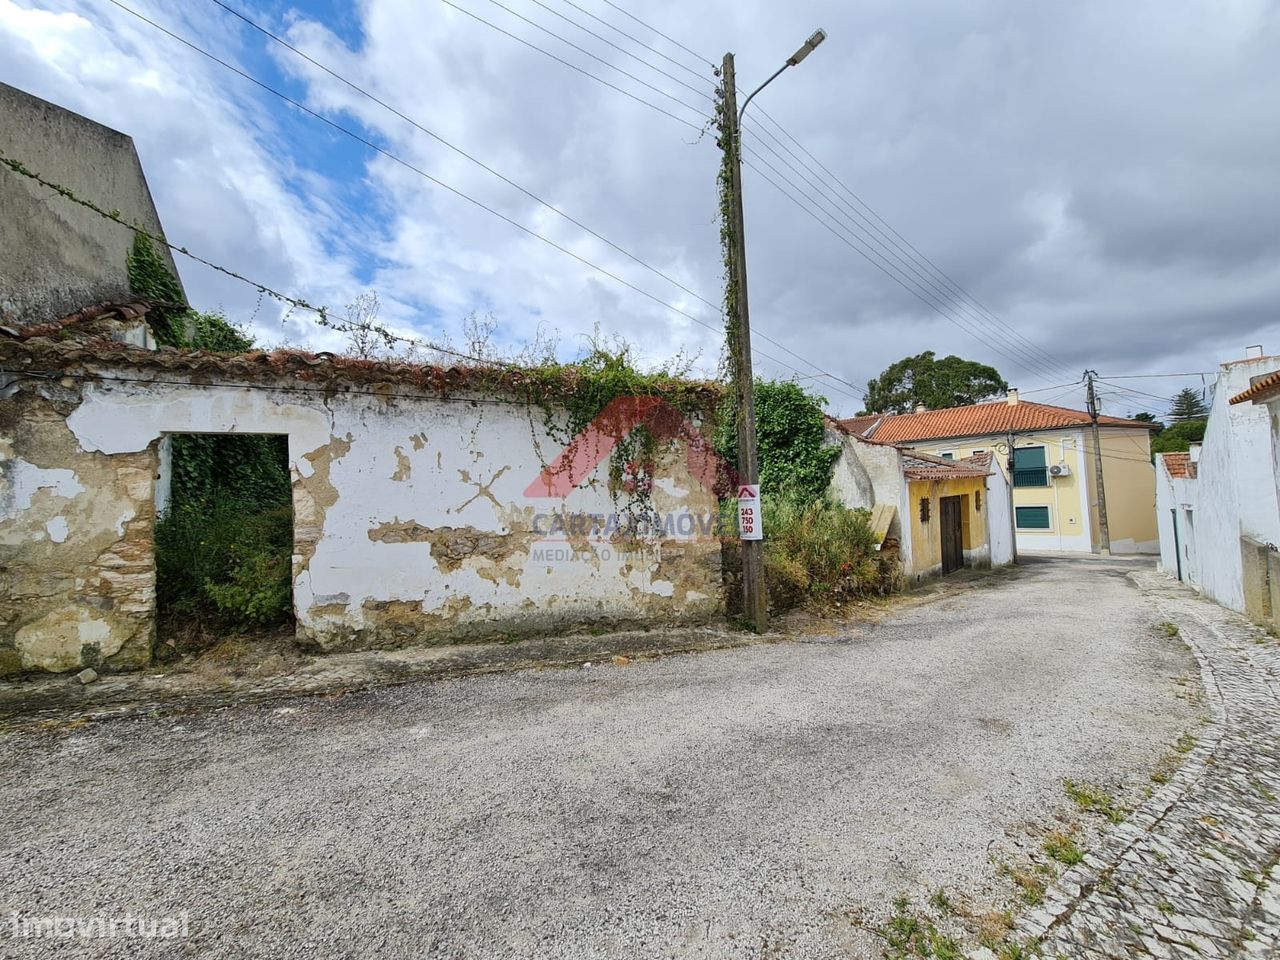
1084,370,1112,557
719,30,826,633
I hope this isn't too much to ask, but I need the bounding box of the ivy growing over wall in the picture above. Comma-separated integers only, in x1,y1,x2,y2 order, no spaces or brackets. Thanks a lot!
126,234,187,345
715,379,841,502
523,339,718,530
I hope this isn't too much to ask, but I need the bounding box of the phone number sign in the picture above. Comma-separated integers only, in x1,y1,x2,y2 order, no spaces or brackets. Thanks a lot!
737,484,762,540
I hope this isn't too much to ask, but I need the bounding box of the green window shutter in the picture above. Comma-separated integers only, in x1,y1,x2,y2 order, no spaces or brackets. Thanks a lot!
1015,506,1051,530
1013,445,1049,487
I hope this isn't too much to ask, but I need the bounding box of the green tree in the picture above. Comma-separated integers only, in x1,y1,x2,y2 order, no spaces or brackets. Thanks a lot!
863,351,1008,414
1151,419,1207,454
716,380,840,501
1168,387,1208,422
1131,411,1165,434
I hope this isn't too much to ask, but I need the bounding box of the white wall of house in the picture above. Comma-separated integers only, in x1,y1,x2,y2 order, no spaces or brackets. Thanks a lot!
1162,357,1280,613
985,459,1015,566
3,363,723,673
1155,456,1197,585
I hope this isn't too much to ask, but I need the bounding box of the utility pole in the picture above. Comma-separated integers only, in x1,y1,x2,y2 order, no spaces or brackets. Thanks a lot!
1084,370,1112,557
719,52,767,631
1005,431,1018,564
717,30,826,633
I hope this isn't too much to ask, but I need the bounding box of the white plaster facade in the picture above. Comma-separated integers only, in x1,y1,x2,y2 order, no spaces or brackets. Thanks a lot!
1155,355,1280,615
1,348,724,674
984,455,1015,567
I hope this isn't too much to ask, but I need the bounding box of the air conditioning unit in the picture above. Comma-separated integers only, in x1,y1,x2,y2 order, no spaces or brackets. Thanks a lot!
1048,463,1071,478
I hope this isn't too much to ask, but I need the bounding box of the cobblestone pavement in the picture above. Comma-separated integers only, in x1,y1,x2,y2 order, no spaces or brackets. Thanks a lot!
1009,571,1280,959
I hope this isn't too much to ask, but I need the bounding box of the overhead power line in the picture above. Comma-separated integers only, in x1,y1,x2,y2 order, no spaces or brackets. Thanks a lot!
595,0,714,69
739,129,1066,382
443,0,1072,391
741,115,1075,381
94,2,872,403
467,0,710,121
750,106,1076,381
520,0,714,104
740,153,1053,383
556,0,710,84
557,0,1079,382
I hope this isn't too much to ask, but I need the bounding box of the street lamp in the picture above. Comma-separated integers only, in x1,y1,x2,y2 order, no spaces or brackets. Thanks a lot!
738,29,827,123
720,30,827,632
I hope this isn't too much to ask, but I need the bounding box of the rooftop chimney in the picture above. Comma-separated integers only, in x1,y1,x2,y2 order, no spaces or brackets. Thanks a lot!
1006,388,1020,406
1189,442,1202,463
914,402,927,414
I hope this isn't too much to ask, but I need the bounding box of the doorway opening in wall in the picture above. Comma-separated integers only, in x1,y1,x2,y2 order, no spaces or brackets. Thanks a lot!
153,433,294,662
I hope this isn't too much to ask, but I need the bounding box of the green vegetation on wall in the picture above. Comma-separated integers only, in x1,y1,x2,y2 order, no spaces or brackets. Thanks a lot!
131,240,294,638
715,379,840,502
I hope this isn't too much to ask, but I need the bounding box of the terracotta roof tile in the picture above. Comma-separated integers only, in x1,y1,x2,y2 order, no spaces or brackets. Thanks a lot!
0,299,163,340
901,449,990,481
836,414,883,438
0,334,723,404
963,450,995,468
1229,369,1280,405
1161,452,1196,479
839,400,1156,444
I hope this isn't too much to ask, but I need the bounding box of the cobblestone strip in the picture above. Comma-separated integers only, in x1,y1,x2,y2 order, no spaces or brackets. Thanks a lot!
994,572,1280,959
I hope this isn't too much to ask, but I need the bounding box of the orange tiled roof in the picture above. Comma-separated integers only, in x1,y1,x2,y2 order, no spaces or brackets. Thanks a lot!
963,450,995,468
901,449,990,481
1161,452,1196,479
838,400,1156,444
0,299,159,340
1229,369,1280,406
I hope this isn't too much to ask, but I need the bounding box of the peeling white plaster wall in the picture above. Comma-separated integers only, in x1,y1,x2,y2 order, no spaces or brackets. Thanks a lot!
54,375,722,652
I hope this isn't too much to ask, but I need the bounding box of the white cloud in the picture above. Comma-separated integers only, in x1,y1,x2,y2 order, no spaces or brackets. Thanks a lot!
3,0,1278,416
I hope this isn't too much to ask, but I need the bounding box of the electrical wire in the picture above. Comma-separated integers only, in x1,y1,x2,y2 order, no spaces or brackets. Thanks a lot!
595,0,714,69
59,4,879,405
519,0,714,105
565,0,1076,379
739,128,1066,382
437,0,1072,392
556,0,710,84
750,107,1077,381
741,118,1074,382
467,0,711,121
206,0,722,327
436,0,704,130
740,153,1051,382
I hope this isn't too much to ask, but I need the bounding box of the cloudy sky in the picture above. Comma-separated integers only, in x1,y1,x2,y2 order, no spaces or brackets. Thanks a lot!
2,0,1276,416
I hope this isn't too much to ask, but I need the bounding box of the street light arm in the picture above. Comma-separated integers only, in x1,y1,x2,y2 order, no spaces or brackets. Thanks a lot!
736,29,827,124
737,63,790,124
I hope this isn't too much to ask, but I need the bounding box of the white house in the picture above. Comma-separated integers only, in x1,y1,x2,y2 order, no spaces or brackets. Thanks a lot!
1155,354,1280,629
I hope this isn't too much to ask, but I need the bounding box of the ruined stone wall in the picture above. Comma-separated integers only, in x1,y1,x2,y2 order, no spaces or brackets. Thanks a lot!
0,385,156,675
1,363,724,674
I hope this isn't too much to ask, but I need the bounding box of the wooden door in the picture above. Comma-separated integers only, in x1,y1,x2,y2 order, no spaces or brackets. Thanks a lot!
940,495,963,574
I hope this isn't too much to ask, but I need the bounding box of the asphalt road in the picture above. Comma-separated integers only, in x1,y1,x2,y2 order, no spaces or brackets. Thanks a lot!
0,556,1197,959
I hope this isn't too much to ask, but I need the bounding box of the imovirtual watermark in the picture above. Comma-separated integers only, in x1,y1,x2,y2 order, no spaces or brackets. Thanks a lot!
7,911,189,940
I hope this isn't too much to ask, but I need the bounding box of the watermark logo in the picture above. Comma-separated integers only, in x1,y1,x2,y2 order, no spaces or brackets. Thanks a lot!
7,911,190,940
523,395,729,501
520,395,757,552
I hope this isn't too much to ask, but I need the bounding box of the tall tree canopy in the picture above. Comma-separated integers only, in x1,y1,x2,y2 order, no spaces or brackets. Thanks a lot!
1169,387,1209,422
862,351,1008,414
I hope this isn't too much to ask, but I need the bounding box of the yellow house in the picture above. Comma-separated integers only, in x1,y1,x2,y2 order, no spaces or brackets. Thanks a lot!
901,451,993,579
827,422,1004,583
840,390,1159,555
